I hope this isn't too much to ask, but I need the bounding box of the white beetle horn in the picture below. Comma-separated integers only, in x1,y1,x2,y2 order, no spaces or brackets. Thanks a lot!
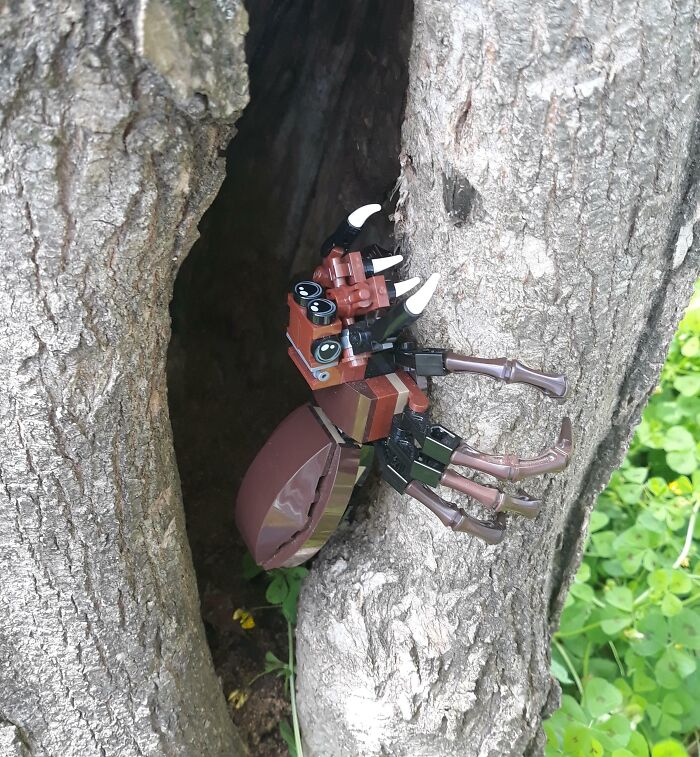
347,203,381,228
405,273,440,315
370,254,403,273
391,277,421,297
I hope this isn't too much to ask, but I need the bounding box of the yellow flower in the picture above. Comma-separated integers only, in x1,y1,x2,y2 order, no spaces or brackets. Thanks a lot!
233,608,255,629
227,689,249,709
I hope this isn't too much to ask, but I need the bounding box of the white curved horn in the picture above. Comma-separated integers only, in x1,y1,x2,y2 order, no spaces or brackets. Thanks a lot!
405,273,440,315
348,203,381,228
392,277,421,297
370,254,403,273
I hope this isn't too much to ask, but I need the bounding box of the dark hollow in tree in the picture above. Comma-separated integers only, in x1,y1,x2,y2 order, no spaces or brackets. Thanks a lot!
168,0,413,752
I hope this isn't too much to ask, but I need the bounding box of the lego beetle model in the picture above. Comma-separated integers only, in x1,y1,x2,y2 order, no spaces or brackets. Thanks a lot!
235,204,573,569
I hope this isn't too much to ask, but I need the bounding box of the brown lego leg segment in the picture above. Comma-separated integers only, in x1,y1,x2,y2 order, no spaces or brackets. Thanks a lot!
440,469,541,518
404,480,506,545
450,417,573,482
443,352,568,399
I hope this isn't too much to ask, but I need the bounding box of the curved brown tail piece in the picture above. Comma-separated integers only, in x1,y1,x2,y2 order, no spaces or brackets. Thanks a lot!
234,204,575,567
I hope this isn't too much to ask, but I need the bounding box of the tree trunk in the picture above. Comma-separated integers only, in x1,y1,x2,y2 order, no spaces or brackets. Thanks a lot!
296,1,700,755
0,3,248,754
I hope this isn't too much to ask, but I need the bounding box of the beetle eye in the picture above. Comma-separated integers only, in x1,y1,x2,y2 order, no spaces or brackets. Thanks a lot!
292,280,323,306
306,298,337,326
312,337,342,364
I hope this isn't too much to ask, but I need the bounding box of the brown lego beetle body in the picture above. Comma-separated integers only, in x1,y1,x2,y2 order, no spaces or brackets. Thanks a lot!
236,205,573,569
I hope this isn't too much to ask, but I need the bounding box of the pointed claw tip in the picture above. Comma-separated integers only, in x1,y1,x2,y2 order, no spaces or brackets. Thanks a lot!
558,417,573,454
371,254,403,273
392,276,421,297
348,203,382,228
405,272,440,315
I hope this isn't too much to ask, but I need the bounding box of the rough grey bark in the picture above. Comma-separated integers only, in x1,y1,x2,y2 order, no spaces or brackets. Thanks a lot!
297,1,700,755
0,2,248,755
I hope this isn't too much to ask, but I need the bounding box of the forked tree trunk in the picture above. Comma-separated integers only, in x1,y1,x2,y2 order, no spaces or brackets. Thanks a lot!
0,3,248,754
296,1,700,754
3,0,700,755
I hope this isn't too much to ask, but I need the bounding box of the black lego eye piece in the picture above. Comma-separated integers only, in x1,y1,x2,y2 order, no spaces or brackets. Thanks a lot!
306,298,337,326
312,337,342,364
292,280,323,306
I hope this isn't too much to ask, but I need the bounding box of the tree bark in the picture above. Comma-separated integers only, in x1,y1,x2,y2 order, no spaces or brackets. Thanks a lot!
0,2,248,754
296,1,700,755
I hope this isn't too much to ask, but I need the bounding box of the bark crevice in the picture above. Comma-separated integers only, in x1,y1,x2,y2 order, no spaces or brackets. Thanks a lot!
167,0,412,750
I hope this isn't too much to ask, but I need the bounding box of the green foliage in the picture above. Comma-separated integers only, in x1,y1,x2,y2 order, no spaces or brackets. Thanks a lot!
280,719,299,757
237,557,307,756
265,566,308,625
239,554,309,624
264,649,292,683
547,285,700,756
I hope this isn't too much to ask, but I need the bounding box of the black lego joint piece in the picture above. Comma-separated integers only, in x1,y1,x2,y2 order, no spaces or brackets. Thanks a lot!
395,344,449,377
347,324,374,354
376,421,421,494
379,413,462,493
365,351,397,378
387,427,416,472
423,425,461,465
410,454,444,488
395,407,431,445
375,442,410,493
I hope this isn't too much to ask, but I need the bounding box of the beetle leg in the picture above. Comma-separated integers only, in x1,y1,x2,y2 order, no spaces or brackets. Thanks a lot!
404,481,506,545
375,437,506,545
395,346,568,399
439,469,541,518
442,353,568,399
449,417,573,482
